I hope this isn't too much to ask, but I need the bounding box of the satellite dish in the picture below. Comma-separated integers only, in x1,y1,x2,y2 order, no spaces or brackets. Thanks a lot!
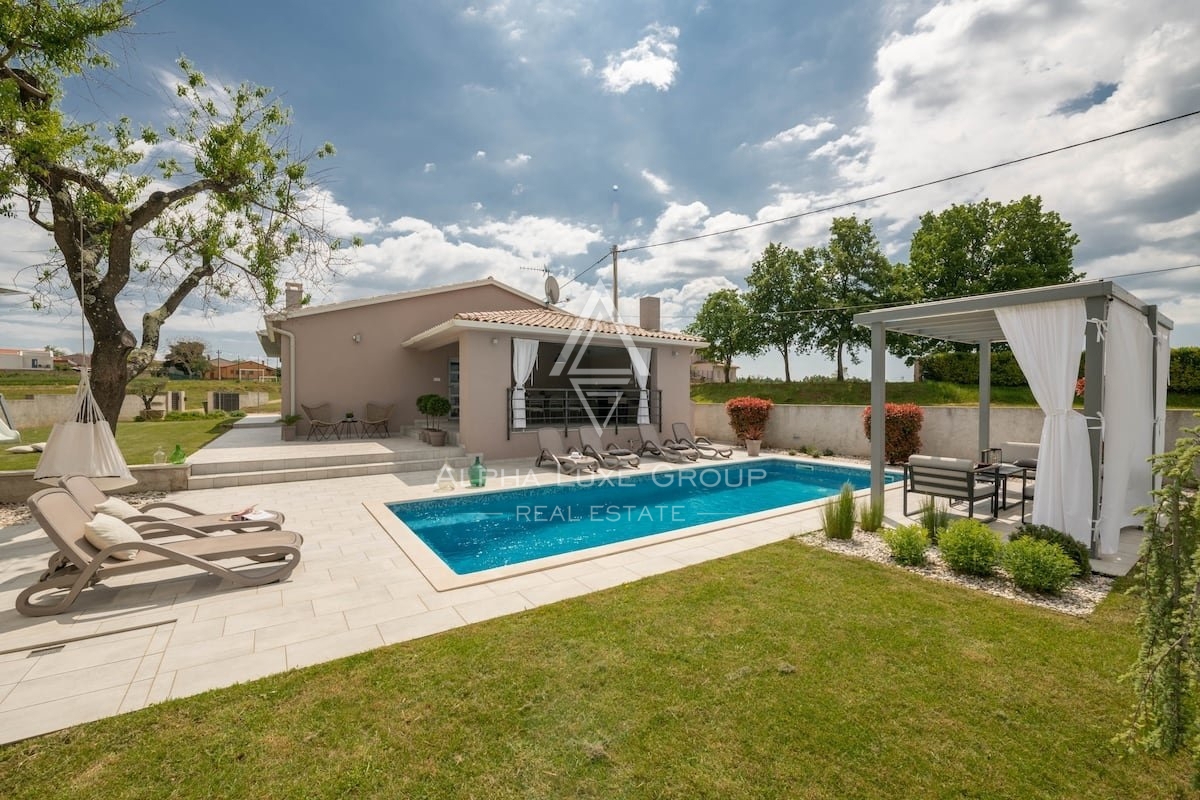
545,275,560,304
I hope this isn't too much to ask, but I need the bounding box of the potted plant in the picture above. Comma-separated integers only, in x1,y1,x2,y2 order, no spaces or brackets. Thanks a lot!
278,413,302,441
416,394,438,443
725,396,774,457
424,394,452,447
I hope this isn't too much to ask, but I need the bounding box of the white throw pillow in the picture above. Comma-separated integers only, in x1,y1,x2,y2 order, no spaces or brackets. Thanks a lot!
83,513,144,560
94,496,142,521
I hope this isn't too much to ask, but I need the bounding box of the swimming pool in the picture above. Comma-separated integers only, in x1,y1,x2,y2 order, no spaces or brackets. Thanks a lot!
378,459,899,584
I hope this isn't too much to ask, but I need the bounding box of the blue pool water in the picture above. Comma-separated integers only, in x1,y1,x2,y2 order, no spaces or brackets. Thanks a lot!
388,459,900,575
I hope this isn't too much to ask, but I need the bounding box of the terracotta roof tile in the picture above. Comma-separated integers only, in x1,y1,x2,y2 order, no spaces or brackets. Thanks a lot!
453,309,703,342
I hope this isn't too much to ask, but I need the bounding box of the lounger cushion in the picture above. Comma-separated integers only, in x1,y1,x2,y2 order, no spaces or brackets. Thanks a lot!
6,445,36,454
83,513,144,560
94,496,141,520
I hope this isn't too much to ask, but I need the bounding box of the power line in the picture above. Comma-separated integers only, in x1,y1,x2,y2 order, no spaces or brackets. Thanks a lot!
565,108,1200,277
559,251,613,290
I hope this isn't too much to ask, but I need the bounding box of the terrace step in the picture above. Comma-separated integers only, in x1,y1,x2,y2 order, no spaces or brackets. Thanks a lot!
188,444,466,476
187,451,473,490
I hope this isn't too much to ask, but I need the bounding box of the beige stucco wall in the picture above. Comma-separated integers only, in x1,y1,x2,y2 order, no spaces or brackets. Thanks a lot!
693,402,1199,459
279,284,544,435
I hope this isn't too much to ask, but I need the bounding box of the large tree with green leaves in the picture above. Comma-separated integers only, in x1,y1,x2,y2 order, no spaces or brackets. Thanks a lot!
685,288,758,383
894,195,1082,362
1,0,350,430
745,242,823,382
804,216,896,381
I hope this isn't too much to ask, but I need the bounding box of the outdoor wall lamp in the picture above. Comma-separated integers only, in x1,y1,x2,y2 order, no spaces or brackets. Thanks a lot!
352,333,362,343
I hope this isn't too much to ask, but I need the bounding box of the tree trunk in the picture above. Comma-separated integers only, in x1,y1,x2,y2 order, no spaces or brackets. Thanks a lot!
723,357,732,383
780,347,791,382
836,343,845,382
90,338,131,433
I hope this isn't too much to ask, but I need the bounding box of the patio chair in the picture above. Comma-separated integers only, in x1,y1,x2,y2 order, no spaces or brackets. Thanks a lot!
535,428,599,474
58,473,285,534
671,422,732,459
18,487,303,616
361,402,394,438
578,426,640,470
301,402,339,441
636,424,699,463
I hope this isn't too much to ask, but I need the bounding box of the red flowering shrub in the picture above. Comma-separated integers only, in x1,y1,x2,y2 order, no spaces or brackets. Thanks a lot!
725,396,774,441
862,403,924,463
1074,377,1085,398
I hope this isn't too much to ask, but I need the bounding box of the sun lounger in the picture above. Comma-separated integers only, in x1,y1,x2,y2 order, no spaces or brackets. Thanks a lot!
18,487,302,616
58,474,285,534
579,426,640,469
671,422,733,459
535,428,599,474
636,424,698,462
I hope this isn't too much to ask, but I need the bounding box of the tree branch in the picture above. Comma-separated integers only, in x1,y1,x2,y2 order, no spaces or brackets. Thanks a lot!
45,163,118,204
127,178,223,232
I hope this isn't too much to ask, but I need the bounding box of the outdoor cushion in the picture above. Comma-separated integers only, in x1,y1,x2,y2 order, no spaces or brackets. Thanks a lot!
6,445,35,454
83,513,144,560
94,496,141,520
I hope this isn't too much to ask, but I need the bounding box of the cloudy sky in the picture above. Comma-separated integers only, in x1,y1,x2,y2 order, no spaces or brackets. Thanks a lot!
1,0,1197,380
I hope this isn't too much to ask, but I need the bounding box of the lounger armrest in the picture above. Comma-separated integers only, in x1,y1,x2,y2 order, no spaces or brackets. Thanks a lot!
128,518,210,539
140,500,205,516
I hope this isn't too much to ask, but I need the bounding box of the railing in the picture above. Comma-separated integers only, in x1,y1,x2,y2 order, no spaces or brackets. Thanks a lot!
506,387,662,440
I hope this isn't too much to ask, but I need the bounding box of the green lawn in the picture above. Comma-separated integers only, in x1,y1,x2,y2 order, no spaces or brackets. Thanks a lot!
0,543,1190,799
0,371,281,402
692,379,1200,409
0,418,238,472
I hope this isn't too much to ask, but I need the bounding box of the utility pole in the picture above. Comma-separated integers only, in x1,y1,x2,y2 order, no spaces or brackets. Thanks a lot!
611,244,619,320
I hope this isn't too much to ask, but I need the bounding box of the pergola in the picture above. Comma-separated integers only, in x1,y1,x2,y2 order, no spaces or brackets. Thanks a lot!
853,280,1172,554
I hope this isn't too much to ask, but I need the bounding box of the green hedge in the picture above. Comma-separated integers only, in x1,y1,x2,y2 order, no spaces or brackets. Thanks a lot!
922,347,1200,392
1172,347,1200,393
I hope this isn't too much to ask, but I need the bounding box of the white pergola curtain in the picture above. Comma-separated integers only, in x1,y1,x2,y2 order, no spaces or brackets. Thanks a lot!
511,338,539,430
995,299,1092,545
1095,302,1154,554
632,347,652,424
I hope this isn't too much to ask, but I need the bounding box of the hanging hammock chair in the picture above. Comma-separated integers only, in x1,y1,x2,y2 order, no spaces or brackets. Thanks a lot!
34,370,135,490
0,393,20,444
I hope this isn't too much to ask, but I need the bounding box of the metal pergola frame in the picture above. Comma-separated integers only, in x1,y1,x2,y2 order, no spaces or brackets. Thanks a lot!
853,280,1173,549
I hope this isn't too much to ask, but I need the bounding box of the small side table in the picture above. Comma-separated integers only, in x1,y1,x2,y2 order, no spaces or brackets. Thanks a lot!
337,417,362,439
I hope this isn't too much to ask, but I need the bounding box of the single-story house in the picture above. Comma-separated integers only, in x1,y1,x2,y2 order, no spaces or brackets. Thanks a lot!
690,356,739,383
205,358,275,381
0,347,53,371
261,278,707,459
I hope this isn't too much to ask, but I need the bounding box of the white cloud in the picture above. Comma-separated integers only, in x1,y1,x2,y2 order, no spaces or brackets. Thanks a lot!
423,162,437,173
600,24,680,94
504,153,532,167
760,118,837,149
474,150,487,160
578,57,594,76
512,183,525,196
465,215,603,259
641,169,672,195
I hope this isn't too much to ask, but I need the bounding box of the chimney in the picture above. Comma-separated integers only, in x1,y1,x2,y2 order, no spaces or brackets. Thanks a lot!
639,296,661,331
285,281,303,310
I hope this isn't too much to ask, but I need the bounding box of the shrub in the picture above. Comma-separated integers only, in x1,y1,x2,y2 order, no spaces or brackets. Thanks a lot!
938,519,1001,577
882,524,930,567
1011,523,1089,576
921,350,1030,387
861,403,924,463
857,496,885,532
918,499,950,545
821,483,856,540
1170,346,1200,393
725,396,774,441
1001,537,1077,594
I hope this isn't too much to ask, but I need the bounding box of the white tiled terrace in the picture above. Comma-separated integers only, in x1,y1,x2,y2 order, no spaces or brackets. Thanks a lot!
0,419,1141,744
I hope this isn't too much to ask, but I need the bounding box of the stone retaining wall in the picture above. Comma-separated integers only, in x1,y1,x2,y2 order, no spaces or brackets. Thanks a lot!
0,464,190,504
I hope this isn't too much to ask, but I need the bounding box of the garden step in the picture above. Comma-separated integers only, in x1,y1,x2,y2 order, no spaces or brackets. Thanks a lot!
188,444,466,476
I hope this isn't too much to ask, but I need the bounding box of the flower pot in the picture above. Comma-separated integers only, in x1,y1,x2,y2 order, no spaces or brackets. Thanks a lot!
428,430,447,447
280,425,296,442
745,439,762,457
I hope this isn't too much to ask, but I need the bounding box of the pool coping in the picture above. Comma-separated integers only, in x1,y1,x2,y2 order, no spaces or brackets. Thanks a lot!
366,457,904,591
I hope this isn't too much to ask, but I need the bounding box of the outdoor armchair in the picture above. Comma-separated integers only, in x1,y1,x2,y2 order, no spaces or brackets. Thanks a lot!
671,422,732,459
301,403,340,440
18,487,302,616
362,402,394,438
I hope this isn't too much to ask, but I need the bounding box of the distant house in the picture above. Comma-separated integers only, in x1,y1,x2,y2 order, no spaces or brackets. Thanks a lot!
56,353,91,371
205,359,275,381
690,356,738,383
263,278,708,459
0,347,54,371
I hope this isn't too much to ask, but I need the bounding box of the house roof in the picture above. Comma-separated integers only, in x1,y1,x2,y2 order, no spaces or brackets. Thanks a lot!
265,277,548,321
403,308,706,350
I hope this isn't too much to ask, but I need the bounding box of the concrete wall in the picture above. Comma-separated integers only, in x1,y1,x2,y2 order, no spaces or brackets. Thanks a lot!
2,392,269,429
693,402,1199,460
0,464,189,503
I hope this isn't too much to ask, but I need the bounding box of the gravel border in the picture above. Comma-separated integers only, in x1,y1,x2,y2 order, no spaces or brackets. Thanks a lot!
0,491,167,528
797,529,1113,617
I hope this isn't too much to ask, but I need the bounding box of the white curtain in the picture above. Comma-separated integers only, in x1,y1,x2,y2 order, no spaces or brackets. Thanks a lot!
995,300,1092,545
1095,302,1154,554
1153,325,1171,489
34,372,135,490
511,338,539,429
632,347,652,425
